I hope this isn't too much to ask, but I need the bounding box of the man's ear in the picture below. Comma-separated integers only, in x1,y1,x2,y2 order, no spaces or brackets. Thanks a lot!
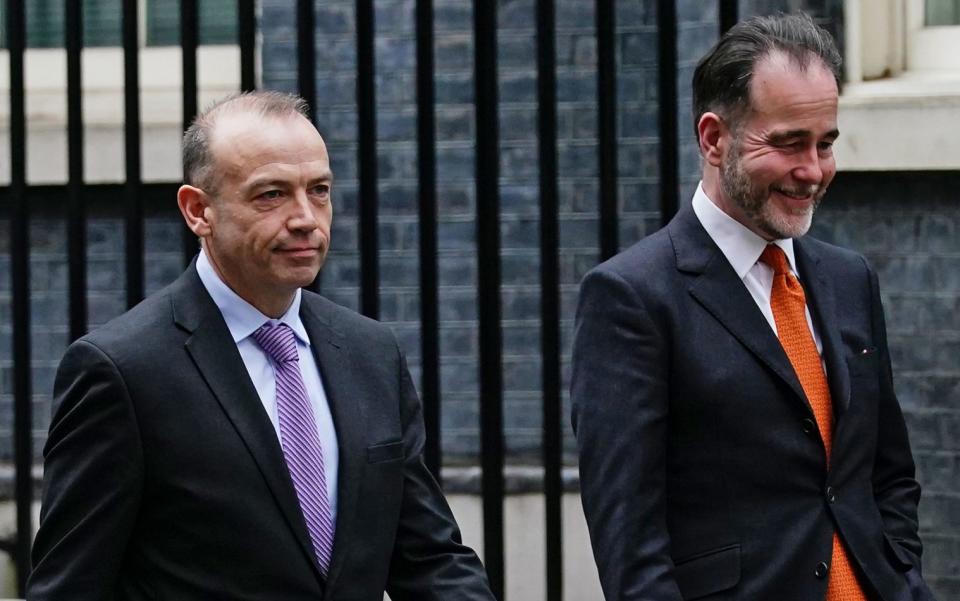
698,112,727,168
177,185,213,238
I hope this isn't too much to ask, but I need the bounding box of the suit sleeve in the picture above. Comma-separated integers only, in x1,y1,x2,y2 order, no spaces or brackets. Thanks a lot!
28,340,144,600
866,260,924,567
384,345,496,601
571,267,683,600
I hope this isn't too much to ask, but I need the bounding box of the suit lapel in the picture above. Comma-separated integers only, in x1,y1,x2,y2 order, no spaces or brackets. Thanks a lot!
794,239,852,416
171,267,326,586
299,297,365,598
669,206,811,412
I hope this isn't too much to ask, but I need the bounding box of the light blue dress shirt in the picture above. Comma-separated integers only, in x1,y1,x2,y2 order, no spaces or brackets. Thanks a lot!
196,250,339,523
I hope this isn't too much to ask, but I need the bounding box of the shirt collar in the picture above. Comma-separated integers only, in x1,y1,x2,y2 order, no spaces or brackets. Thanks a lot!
691,182,798,278
196,249,310,346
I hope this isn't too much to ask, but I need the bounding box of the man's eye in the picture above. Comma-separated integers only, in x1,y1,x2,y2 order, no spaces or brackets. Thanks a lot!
818,141,834,152
312,185,330,195
259,190,283,200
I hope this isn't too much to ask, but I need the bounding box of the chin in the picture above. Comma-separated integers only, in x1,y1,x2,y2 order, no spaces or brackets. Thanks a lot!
297,272,321,288
761,210,814,239
283,267,321,289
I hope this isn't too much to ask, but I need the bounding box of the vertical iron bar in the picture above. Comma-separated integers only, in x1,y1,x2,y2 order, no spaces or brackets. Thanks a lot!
181,0,199,265
536,1,563,599
719,0,739,35
356,0,379,319
239,0,256,91
297,0,316,122
658,0,679,225
299,0,322,294
416,0,442,481
596,0,618,260
7,0,32,594
66,0,87,339
123,0,144,307
181,0,198,133
473,1,504,598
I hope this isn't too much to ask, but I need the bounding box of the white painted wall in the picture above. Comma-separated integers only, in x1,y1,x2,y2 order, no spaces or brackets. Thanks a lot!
0,494,603,601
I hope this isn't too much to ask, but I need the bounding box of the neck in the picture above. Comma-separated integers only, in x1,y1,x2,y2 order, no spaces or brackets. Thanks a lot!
701,168,731,216
248,294,296,320
202,244,296,319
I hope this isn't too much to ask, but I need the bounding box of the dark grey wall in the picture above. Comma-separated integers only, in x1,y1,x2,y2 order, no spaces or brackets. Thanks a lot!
260,0,707,463
256,0,956,595
255,0,861,462
813,172,960,599
1,0,954,596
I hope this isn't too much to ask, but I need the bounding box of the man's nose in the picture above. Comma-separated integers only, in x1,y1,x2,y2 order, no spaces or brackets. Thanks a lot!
793,145,824,183
287,190,320,231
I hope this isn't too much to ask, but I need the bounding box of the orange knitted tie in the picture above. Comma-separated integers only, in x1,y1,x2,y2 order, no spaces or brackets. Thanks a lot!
759,245,867,601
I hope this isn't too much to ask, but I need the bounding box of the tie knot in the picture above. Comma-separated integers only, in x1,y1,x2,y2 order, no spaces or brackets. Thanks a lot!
759,244,790,276
252,323,299,364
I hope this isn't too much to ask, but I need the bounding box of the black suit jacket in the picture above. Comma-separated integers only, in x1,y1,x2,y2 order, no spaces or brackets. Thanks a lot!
28,265,493,601
571,206,936,601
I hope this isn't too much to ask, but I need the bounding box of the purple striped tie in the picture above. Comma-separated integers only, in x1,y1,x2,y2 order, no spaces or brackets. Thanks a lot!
253,323,334,575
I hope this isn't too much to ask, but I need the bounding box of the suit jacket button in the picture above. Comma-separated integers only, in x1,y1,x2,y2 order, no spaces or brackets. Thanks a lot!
815,561,830,578
826,486,837,503
802,418,816,435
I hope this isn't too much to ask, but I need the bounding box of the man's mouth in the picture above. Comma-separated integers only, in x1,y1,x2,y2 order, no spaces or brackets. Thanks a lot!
772,186,817,201
276,246,321,258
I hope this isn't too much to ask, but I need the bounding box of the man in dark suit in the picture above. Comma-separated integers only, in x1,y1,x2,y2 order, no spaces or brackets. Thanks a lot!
28,91,494,601
572,13,936,601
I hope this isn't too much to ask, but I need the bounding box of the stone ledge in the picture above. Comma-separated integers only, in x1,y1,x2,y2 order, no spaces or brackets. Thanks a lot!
0,464,579,499
441,465,581,495
0,466,43,500
838,76,960,171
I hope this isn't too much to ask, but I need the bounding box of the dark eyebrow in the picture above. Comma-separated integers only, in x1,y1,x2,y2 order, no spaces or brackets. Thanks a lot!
247,178,290,190
308,171,334,186
769,128,839,143
247,178,291,191
247,171,334,191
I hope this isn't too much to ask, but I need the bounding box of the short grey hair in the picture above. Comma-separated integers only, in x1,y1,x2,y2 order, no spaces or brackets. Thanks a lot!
691,12,841,137
182,91,311,193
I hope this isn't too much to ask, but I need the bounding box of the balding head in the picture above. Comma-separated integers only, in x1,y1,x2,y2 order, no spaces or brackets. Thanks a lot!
182,91,312,194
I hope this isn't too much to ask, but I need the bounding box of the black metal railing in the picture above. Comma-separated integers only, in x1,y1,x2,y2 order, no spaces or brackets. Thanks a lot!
123,0,144,308
596,0,618,261
416,0,442,481
66,0,87,341
473,2,505,596
658,0,679,225
1,1,740,598
356,0,379,319
536,2,563,599
7,0,31,593
180,0,200,266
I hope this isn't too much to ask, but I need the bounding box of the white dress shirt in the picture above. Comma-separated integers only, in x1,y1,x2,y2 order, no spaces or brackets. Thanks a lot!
691,182,824,356
196,249,339,522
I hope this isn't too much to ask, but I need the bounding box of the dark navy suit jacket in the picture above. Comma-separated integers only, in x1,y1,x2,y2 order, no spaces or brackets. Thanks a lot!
29,264,493,601
572,206,936,601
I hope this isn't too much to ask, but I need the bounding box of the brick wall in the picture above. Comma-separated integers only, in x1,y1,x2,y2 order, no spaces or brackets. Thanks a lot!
260,0,661,462
0,210,183,466
813,172,960,598
0,0,954,595
257,0,956,595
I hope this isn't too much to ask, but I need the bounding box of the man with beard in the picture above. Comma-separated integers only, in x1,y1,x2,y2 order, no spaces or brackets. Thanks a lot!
29,91,494,601
572,13,936,601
